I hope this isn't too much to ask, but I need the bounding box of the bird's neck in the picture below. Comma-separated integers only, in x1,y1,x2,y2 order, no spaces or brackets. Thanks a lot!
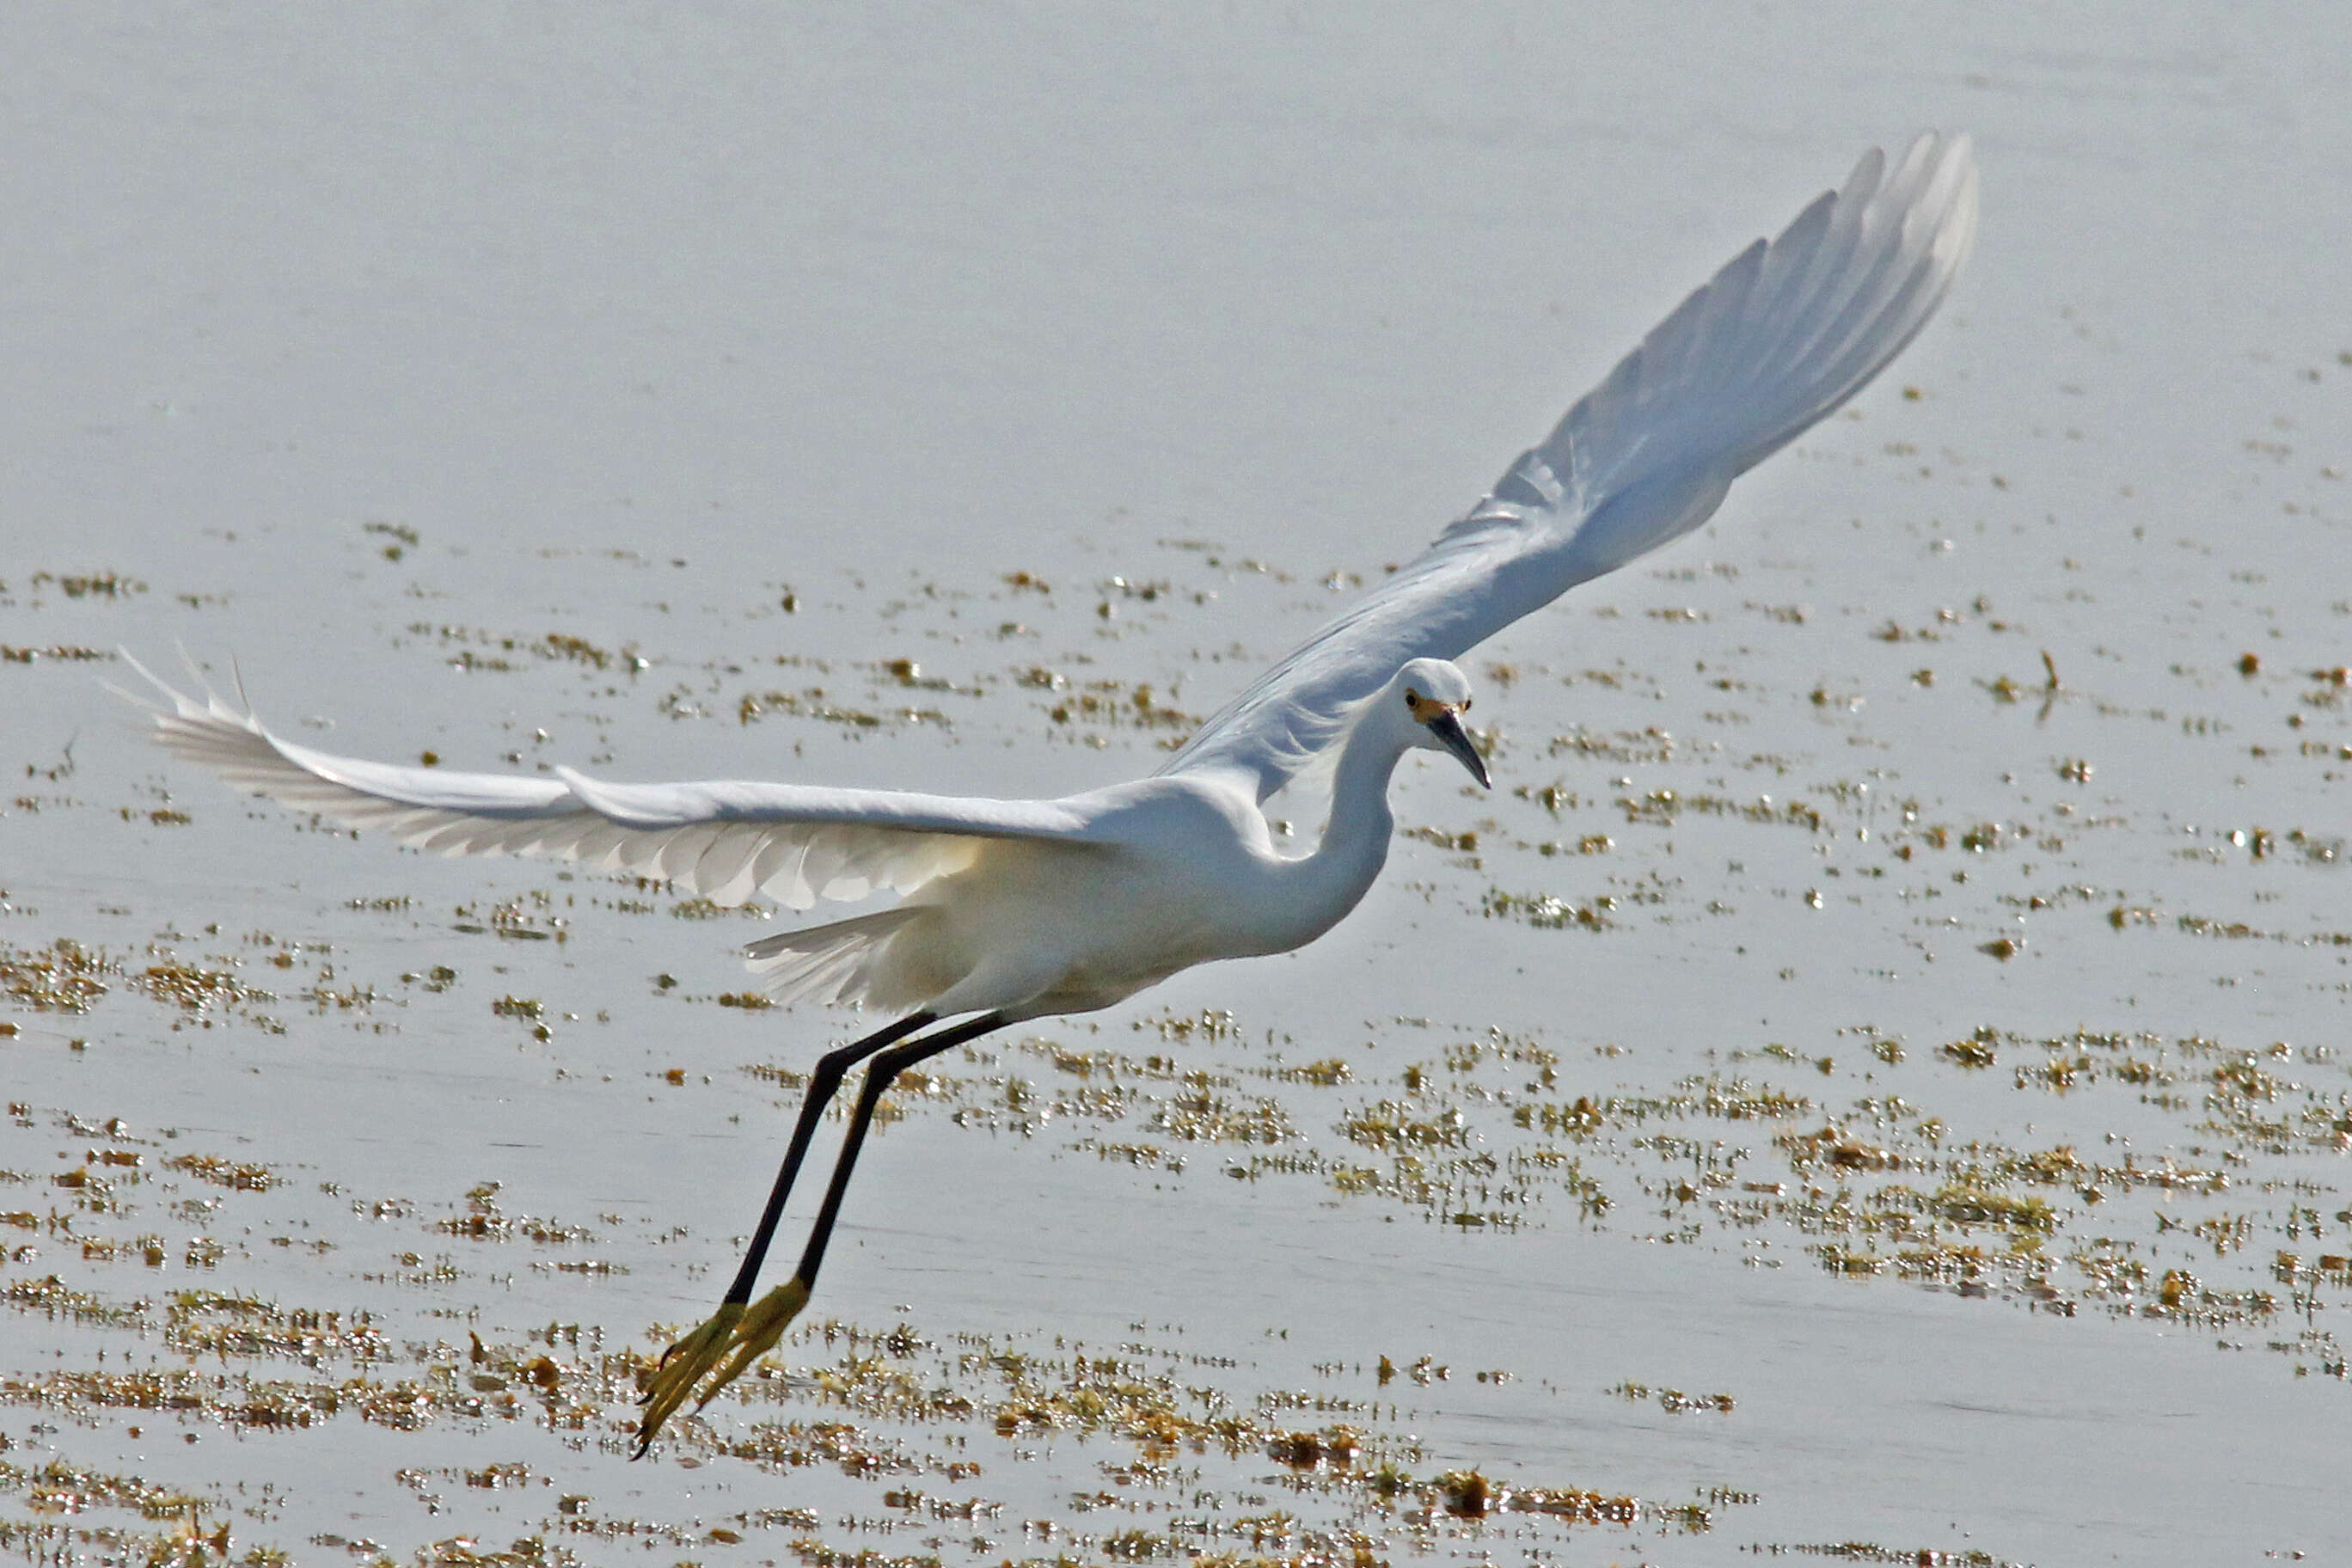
1286,713,1407,916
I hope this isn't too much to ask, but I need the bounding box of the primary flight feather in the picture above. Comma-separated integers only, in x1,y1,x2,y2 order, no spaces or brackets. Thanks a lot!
132,132,1977,1451
1163,132,1976,798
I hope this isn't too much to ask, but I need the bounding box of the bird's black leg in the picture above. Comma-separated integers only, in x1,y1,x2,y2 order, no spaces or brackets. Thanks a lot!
789,1009,1014,1293
715,1009,937,1310
636,1008,934,1455
634,1008,1008,1454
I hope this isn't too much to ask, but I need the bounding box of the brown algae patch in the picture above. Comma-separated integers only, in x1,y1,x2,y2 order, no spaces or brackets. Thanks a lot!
162,1154,279,1192
768,1003,2348,1378
2,934,303,1033
642,1315,1753,1558
398,622,643,677
1,939,114,1014
430,1182,601,1248
0,1453,267,1568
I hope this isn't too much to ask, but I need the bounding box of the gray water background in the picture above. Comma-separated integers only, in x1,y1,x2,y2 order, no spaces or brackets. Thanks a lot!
3,6,2349,1564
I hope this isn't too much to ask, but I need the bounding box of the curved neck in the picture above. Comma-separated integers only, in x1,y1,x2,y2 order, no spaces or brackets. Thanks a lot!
1277,708,1409,933
1324,708,1405,856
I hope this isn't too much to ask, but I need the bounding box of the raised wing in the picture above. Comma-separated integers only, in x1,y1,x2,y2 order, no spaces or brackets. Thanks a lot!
128,658,1099,910
1161,132,1978,799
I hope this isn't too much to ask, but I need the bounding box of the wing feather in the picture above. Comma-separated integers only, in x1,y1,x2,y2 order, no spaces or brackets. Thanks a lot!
126,658,1097,907
1162,132,1977,800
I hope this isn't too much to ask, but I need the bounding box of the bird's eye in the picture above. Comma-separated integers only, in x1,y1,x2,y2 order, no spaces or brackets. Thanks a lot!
1460,697,1472,713
1403,688,1420,707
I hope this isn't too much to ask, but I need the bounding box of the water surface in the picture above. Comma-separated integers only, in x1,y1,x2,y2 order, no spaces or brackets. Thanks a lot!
4,7,2349,1565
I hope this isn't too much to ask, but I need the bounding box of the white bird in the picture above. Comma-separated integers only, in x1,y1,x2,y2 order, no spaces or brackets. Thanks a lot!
130,132,1977,1452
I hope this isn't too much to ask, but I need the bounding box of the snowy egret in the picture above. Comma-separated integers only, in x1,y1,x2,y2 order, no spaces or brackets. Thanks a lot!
132,132,1976,1452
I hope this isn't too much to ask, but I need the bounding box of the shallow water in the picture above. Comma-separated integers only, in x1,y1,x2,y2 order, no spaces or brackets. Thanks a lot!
4,6,2350,1565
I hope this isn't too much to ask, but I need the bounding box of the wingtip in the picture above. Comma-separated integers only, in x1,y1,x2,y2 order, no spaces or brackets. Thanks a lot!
1911,129,1981,278
1911,129,1980,212
111,646,230,732
108,646,171,717
1842,142,1888,201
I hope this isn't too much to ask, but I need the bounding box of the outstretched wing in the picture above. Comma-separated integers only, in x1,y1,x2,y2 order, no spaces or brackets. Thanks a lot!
1161,132,1978,800
128,658,1099,910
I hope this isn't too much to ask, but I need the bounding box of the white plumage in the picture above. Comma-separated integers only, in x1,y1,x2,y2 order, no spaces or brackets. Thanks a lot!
129,134,1978,1448
137,132,1975,1021
1162,133,1976,799
137,666,1093,912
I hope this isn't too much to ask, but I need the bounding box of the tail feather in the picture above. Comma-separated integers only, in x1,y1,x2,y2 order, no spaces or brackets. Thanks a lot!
744,904,932,1008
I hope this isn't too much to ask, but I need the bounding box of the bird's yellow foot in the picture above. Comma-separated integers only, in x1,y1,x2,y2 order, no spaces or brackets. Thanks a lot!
700,1278,812,1406
634,1278,811,1454
635,1299,744,1454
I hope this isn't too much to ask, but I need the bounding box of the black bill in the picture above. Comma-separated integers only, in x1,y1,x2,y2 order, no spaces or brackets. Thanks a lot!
1427,709,1490,788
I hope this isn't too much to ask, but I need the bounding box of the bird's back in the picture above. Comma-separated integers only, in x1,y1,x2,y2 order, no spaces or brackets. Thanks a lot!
744,773,1295,1020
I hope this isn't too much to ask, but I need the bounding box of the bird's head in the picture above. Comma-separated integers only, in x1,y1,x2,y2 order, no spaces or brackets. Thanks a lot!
1392,658,1488,788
